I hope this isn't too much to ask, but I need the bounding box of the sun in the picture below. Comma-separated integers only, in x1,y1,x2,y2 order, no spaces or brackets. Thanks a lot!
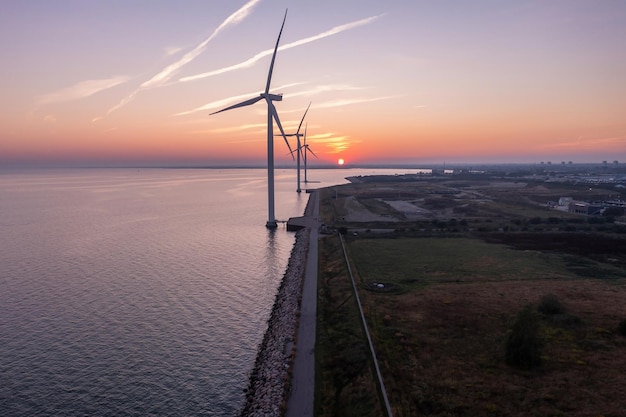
338,158,345,165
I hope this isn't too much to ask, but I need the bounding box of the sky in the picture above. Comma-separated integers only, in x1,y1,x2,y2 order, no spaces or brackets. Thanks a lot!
1,0,625,167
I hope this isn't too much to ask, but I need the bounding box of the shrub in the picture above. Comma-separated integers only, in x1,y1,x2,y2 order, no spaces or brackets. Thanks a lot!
505,305,543,369
537,293,564,315
618,319,626,337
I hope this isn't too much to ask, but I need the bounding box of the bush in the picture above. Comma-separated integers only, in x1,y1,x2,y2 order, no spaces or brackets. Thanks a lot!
537,293,564,315
618,319,626,337
505,305,543,369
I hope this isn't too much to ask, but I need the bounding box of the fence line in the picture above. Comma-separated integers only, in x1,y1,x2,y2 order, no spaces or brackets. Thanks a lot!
338,233,393,417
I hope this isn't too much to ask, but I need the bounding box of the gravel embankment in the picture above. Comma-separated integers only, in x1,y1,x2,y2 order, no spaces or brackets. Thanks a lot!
239,226,310,416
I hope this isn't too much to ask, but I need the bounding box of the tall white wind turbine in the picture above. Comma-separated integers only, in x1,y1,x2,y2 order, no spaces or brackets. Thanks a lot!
284,102,311,193
210,10,292,229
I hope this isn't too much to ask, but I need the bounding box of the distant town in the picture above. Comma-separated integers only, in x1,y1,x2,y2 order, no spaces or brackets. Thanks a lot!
346,161,626,221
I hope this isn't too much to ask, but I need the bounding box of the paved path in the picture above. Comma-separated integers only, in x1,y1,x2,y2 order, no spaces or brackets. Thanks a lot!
286,191,320,417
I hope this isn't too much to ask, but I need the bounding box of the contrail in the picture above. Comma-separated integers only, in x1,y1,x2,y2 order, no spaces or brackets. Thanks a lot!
141,0,261,90
38,76,130,105
96,0,261,120
179,14,383,83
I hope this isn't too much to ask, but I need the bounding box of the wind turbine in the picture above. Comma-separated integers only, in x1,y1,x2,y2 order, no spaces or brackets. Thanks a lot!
284,102,311,193
210,10,292,229
301,124,318,183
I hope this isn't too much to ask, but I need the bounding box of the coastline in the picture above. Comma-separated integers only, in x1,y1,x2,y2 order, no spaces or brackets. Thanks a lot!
239,197,314,416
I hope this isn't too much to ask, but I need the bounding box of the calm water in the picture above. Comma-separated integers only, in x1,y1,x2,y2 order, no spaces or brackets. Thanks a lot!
0,167,413,416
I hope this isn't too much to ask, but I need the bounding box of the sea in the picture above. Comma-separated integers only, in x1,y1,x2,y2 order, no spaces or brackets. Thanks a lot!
0,167,415,416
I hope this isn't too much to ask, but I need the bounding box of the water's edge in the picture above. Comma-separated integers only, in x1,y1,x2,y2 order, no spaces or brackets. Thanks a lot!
239,196,314,416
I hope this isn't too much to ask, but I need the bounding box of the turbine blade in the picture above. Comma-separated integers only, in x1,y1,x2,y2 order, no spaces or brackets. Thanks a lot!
209,95,263,115
265,9,288,94
303,123,307,145
269,101,294,157
307,146,319,159
296,102,311,134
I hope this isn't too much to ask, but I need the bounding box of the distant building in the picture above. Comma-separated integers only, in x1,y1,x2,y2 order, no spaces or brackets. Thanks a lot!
558,197,573,207
569,202,603,215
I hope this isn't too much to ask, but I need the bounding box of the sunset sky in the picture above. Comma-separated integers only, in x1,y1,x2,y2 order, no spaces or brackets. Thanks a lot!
1,0,625,167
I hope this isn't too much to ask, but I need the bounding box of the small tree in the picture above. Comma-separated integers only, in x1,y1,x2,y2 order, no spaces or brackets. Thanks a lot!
505,305,543,369
537,293,564,315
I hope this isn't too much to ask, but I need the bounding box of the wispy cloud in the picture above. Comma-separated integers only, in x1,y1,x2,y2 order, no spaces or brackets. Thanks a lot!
305,133,358,154
208,123,266,133
179,15,383,83
307,132,335,139
37,76,130,105
317,95,399,109
96,0,261,120
285,84,366,99
173,82,303,116
536,134,626,151
164,46,184,56
173,83,376,117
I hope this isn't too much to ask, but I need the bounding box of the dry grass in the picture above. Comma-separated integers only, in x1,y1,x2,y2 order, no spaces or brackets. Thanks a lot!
363,272,626,416
315,176,626,417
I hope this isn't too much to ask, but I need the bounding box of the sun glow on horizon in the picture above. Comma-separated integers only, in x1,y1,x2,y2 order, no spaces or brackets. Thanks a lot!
2,2,625,167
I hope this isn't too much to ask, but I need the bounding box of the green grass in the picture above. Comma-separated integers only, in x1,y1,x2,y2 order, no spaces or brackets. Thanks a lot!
346,237,576,291
562,254,626,280
315,235,384,417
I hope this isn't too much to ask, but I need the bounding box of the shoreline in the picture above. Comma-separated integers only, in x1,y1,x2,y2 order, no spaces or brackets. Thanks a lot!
239,197,314,416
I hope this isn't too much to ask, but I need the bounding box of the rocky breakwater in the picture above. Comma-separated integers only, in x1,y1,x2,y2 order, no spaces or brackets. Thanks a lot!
239,227,310,416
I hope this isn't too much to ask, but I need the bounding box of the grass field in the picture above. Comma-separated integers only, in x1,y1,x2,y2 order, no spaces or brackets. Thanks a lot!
315,235,384,416
314,176,626,417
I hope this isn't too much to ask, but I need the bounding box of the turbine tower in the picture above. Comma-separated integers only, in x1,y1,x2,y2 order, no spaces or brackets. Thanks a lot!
284,102,311,193
301,124,318,183
210,10,292,229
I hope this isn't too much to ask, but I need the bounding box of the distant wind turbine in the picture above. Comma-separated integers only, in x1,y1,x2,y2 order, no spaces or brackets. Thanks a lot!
284,102,311,193
210,10,292,229
290,122,318,185
301,124,318,183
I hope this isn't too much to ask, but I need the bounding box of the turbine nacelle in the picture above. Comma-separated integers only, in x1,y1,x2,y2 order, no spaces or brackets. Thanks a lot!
263,93,283,101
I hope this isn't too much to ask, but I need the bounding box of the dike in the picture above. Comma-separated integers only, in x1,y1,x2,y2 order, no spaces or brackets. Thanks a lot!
239,226,310,416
